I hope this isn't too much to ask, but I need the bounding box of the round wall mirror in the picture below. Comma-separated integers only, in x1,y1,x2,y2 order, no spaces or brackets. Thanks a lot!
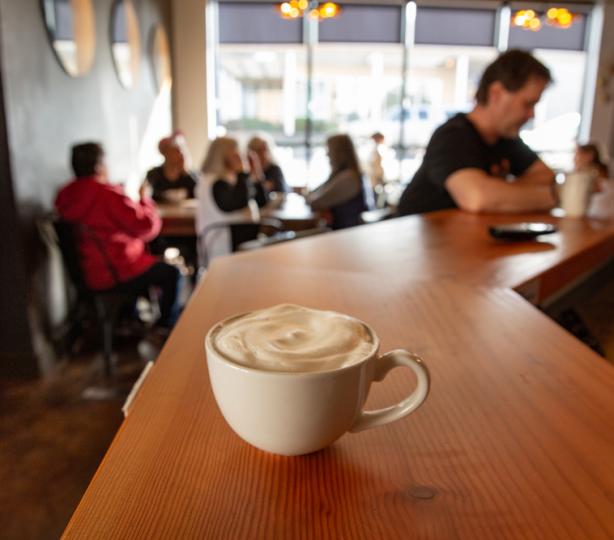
41,0,96,77
111,0,141,89
151,24,172,90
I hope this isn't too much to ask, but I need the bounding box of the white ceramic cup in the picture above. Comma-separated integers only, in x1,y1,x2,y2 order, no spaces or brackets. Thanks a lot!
559,171,595,218
205,311,430,456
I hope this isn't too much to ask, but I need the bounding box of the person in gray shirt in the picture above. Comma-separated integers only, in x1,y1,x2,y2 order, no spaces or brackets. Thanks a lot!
307,134,373,229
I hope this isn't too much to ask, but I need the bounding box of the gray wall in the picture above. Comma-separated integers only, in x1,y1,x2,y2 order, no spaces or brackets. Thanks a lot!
0,0,171,376
0,30,35,377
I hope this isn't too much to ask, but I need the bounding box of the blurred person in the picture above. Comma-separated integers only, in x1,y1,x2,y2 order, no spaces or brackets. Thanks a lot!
367,132,386,189
196,137,269,263
397,50,558,216
247,135,289,193
366,131,394,208
574,143,609,180
145,131,197,203
306,134,374,229
146,132,199,275
55,143,182,329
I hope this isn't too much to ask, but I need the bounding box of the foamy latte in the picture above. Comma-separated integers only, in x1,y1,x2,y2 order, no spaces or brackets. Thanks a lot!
209,304,376,372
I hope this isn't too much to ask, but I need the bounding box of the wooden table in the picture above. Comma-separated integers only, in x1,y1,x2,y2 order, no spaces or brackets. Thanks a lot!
157,193,321,237
64,186,614,539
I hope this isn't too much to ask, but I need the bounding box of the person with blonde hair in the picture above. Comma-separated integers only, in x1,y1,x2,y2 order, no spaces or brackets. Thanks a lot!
247,135,289,193
306,134,373,229
196,137,269,264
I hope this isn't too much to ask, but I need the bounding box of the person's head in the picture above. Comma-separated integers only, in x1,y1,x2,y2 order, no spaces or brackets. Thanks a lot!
247,135,274,168
71,142,107,181
575,143,609,176
371,132,385,145
574,143,600,169
158,131,188,170
475,49,552,138
201,137,244,177
326,134,361,174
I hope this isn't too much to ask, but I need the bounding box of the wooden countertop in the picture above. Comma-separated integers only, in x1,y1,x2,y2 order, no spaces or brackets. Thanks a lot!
64,185,614,539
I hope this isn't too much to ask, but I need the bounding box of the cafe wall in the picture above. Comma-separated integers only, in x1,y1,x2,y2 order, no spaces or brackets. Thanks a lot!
0,0,172,377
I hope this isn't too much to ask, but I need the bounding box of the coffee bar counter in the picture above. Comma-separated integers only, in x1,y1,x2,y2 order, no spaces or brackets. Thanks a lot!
64,186,614,539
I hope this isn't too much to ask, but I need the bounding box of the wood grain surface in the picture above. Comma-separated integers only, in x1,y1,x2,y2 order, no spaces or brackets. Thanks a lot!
64,187,614,539
223,208,613,304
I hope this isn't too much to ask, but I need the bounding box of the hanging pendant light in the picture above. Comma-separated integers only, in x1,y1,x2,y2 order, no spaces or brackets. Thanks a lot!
511,6,581,32
278,0,341,21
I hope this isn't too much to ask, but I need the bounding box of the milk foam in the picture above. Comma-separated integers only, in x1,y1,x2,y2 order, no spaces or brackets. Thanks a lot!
211,304,375,372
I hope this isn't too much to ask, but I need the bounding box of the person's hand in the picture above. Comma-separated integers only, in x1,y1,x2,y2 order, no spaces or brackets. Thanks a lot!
139,180,152,200
247,150,264,181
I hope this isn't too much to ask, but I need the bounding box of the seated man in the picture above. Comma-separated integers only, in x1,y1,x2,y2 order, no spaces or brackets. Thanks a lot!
397,49,558,216
145,131,199,274
146,131,197,202
55,142,181,329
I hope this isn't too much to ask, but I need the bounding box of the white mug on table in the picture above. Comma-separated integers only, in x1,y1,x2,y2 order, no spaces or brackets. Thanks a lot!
205,304,430,456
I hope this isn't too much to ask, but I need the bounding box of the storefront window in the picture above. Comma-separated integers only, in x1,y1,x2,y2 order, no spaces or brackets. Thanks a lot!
214,2,593,187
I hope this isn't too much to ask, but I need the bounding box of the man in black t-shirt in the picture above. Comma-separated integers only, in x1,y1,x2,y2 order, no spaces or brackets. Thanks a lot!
145,131,199,275
398,50,558,216
146,132,198,202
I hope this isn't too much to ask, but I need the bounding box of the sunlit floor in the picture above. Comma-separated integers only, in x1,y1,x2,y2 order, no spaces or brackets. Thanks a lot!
1,278,612,540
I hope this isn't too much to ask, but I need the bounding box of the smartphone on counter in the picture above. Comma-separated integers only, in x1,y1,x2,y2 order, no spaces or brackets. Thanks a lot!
488,222,558,240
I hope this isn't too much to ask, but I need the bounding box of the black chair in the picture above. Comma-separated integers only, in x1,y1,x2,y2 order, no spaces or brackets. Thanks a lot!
45,216,153,377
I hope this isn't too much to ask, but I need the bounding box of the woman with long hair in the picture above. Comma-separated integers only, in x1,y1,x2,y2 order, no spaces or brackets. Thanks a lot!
196,137,269,264
307,134,373,229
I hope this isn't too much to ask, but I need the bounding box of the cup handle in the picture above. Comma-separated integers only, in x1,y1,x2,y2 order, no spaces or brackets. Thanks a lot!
350,350,430,433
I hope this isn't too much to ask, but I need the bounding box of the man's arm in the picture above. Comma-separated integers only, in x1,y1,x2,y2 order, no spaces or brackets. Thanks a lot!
515,159,555,185
445,167,557,213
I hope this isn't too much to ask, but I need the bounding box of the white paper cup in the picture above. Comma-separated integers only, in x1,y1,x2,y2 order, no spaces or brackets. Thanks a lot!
559,171,595,218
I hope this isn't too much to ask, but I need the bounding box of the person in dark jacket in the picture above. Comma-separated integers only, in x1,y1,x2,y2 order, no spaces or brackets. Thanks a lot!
247,135,289,193
55,142,181,329
306,134,373,229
